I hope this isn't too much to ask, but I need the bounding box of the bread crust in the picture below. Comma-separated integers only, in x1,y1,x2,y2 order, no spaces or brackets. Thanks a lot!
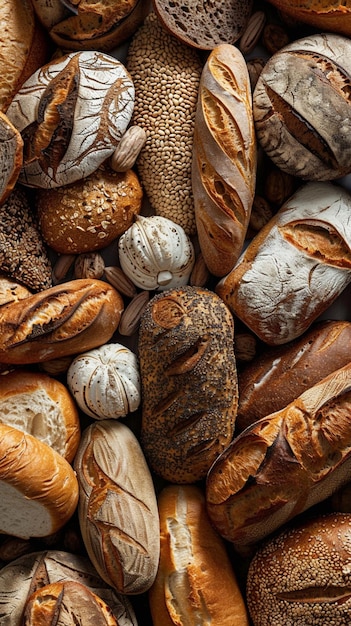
266,0,351,37
0,278,124,364
149,484,250,626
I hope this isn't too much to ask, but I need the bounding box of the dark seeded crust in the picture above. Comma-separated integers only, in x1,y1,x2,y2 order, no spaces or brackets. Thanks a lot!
138,285,238,483
152,0,253,49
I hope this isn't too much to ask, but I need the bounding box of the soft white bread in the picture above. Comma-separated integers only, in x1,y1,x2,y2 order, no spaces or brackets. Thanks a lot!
0,423,79,539
246,513,351,625
206,361,351,555
74,419,160,595
0,369,80,462
192,44,257,276
0,278,124,364
149,484,250,626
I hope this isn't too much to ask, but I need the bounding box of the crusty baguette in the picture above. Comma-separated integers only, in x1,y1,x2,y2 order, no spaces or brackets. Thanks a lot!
0,278,124,364
192,44,257,277
149,484,250,626
206,361,351,554
0,369,80,462
0,423,79,539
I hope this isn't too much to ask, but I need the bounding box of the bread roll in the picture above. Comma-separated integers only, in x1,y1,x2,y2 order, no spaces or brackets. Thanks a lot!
23,580,119,626
265,0,351,38
246,513,351,625
216,182,351,345
237,320,351,433
149,484,250,626
74,419,160,595
192,43,257,276
0,423,79,539
206,361,351,554
0,278,124,364
138,285,238,483
0,369,80,462
0,550,137,626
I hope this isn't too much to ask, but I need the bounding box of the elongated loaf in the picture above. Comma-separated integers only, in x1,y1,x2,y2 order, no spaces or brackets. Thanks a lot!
192,44,257,276
149,484,250,626
206,361,351,554
0,278,124,364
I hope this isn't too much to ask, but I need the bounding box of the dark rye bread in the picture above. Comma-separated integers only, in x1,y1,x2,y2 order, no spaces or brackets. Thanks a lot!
152,0,253,49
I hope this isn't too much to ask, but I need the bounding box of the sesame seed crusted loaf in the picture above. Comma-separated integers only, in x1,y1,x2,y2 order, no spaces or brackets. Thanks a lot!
138,285,238,483
246,513,351,625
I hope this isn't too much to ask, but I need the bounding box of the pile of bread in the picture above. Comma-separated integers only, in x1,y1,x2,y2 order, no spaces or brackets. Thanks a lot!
1,1,351,625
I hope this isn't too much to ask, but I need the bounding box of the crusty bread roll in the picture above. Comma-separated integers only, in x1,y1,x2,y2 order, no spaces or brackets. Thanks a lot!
149,484,250,626
0,423,79,539
0,369,80,462
237,319,351,433
216,182,351,345
192,43,257,276
206,361,351,554
74,419,160,595
246,513,351,625
0,278,124,364
36,166,143,254
138,285,238,483
0,550,137,626
23,580,119,626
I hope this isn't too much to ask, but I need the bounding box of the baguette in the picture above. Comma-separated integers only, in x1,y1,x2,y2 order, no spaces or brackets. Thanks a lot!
0,278,124,364
192,44,257,277
149,484,250,626
206,361,351,554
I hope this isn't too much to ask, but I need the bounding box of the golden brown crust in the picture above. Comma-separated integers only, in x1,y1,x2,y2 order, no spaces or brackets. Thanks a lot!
0,278,124,364
266,0,351,37
149,484,250,626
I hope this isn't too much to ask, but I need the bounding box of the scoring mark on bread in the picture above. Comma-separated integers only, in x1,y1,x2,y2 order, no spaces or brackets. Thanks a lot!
280,221,351,267
276,585,351,604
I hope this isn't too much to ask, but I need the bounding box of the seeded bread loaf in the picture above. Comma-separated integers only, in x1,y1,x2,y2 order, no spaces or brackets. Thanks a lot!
138,285,238,483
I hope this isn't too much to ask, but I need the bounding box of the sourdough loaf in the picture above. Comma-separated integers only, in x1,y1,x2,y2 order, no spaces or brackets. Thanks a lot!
206,361,351,554
138,285,238,483
216,182,351,345
0,278,124,364
192,44,257,276
149,484,250,626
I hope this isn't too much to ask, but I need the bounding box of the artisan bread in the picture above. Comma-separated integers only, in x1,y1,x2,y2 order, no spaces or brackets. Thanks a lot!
149,484,250,626
138,285,238,483
216,181,351,345
237,319,351,433
36,165,143,255
192,44,257,277
74,419,160,595
246,513,351,625
0,112,23,206
0,550,137,626
0,278,124,364
152,0,253,49
23,580,119,626
0,369,80,462
0,423,79,539
206,361,351,555
265,0,351,38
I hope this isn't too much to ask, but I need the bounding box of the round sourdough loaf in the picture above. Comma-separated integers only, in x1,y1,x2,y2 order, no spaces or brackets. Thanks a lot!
0,369,80,463
0,423,79,539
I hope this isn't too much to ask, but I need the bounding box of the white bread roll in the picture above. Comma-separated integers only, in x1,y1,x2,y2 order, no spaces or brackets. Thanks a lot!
0,423,79,539
0,369,80,462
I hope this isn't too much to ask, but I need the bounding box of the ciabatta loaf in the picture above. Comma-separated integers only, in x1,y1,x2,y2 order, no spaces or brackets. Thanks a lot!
149,484,250,626
206,361,351,554
0,423,79,539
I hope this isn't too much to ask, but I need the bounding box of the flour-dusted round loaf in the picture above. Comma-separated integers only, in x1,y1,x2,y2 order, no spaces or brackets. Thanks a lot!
138,285,238,483
246,513,351,626
36,166,142,254
216,182,351,345
0,423,79,539
0,550,138,626
0,369,80,462
253,33,351,180
6,51,135,189
74,419,160,595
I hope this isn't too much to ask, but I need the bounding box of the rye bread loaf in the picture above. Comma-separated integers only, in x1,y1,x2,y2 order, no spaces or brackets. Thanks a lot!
138,285,238,483
206,361,351,554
